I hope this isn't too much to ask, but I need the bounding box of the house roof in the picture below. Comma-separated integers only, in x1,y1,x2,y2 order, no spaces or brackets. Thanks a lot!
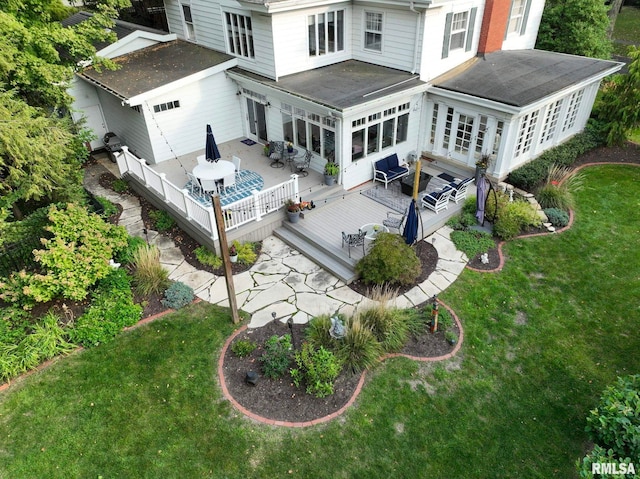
432,50,622,107
78,40,235,100
61,11,166,52
229,60,427,110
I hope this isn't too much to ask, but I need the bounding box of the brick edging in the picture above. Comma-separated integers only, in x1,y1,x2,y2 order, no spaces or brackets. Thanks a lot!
218,299,463,427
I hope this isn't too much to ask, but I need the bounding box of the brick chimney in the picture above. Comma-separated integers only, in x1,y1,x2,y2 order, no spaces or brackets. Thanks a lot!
477,0,511,54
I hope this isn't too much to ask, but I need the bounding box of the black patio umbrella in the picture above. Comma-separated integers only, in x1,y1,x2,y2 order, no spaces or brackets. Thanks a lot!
403,198,419,245
205,124,221,163
476,175,489,225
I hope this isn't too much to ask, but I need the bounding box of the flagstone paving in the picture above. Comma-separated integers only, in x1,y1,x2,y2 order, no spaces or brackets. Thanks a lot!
85,162,468,328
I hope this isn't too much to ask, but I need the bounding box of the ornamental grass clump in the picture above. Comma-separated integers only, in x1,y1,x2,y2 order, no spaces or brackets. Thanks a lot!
359,285,408,353
336,316,381,373
356,233,420,286
304,314,335,351
536,164,584,211
132,244,170,296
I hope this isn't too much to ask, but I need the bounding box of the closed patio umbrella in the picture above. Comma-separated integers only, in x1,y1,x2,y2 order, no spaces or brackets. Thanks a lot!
205,124,221,163
403,198,419,245
476,175,489,225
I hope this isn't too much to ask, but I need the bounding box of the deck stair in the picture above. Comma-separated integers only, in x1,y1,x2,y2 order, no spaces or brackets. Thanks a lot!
274,221,358,284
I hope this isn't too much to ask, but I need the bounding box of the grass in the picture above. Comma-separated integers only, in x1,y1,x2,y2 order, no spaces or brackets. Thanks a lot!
1,165,639,478
612,6,640,56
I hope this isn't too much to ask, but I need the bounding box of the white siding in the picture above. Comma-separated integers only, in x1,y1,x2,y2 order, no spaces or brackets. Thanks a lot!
351,4,421,72
502,0,544,51
142,72,243,163
164,0,184,38
97,89,154,160
419,0,484,81
272,6,351,77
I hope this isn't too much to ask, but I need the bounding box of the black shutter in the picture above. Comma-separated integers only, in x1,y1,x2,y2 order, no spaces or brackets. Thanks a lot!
442,12,453,59
465,7,477,52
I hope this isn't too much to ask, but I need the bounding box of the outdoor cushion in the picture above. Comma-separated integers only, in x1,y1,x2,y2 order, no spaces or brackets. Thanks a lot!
387,154,400,170
375,157,390,173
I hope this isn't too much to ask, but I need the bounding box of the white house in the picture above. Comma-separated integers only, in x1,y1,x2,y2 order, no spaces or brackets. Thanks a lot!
70,0,623,186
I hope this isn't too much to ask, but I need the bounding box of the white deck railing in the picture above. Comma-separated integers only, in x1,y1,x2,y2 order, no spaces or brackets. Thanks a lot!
115,146,298,240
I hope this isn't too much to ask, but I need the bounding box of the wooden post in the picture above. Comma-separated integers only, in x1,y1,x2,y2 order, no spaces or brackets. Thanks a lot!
212,195,240,324
412,160,422,200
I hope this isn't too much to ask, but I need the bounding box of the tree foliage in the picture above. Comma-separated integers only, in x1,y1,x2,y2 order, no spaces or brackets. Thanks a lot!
536,0,612,59
593,46,640,145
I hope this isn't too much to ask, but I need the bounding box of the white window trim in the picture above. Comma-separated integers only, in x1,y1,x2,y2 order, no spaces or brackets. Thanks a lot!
307,9,346,57
180,4,196,42
224,11,255,59
363,11,384,53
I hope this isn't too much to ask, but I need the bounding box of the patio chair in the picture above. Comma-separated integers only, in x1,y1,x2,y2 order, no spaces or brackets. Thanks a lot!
231,156,242,180
341,230,366,258
292,149,312,177
269,141,284,168
382,211,405,232
222,173,237,194
186,172,204,198
448,177,474,204
196,154,207,165
421,185,453,213
200,178,219,196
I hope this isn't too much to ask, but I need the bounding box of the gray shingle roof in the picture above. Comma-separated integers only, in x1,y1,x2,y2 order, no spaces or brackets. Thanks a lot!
229,60,426,110
432,50,622,107
79,40,234,100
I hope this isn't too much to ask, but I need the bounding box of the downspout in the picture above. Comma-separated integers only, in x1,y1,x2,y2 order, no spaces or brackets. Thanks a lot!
410,1,421,74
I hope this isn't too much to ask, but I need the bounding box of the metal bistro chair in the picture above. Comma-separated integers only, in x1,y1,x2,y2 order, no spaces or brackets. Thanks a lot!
186,172,204,198
382,211,405,232
341,230,366,258
269,141,285,168
292,149,312,177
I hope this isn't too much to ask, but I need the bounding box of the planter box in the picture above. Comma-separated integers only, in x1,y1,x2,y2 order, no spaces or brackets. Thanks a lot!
401,171,431,196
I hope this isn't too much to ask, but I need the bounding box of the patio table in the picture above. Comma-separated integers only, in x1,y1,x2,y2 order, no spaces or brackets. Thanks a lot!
193,160,235,181
360,223,389,241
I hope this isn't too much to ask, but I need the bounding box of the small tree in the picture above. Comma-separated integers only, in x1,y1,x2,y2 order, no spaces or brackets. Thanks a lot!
594,46,640,146
355,233,421,286
536,0,612,59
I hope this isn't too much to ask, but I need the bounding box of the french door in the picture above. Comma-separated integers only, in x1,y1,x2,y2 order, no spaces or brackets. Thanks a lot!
246,98,268,144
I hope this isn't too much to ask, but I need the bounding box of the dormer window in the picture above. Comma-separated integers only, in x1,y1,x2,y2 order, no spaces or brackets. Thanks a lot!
308,9,345,57
225,12,255,59
181,4,195,42
441,8,477,58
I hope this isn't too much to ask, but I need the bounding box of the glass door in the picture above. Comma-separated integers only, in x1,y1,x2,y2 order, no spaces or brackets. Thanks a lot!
246,98,268,143
451,112,474,162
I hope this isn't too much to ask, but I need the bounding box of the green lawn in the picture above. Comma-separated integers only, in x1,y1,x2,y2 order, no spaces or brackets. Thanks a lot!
613,6,640,56
1,165,639,478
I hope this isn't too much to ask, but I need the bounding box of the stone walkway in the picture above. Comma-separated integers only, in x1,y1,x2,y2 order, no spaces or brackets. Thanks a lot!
84,161,468,327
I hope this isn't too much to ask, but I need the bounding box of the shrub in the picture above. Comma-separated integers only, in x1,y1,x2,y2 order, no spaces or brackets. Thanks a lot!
259,334,292,379
544,208,570,227
115,236,147,266
194,246,222,269
290,342,343,398
231,339,257,358
69,269,142,348
111,178,129,193
0,307,31,345
93,195,118,218
132,244,170,296
0,203,129,304
450,230,496,259
493,199,541,241
436,308,454,332
161,281,194,309
232,240,258,265
507,131,599,191
336,316,381,373
149,209,176,232
578,375,640,477
304,315,336,351
356,233,420,286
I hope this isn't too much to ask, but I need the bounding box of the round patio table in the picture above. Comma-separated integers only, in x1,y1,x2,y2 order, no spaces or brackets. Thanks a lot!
193,160,235,181
360,223,389,240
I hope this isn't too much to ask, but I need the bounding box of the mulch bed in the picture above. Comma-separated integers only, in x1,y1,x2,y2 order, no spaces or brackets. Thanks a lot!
222,316,458,423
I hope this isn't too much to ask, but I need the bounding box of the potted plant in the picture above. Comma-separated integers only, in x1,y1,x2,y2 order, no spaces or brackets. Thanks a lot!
323,161,339,186
284,199,301,223
263,142,270,157
286,141,294,153
229,244,238,263
475,153,493,184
